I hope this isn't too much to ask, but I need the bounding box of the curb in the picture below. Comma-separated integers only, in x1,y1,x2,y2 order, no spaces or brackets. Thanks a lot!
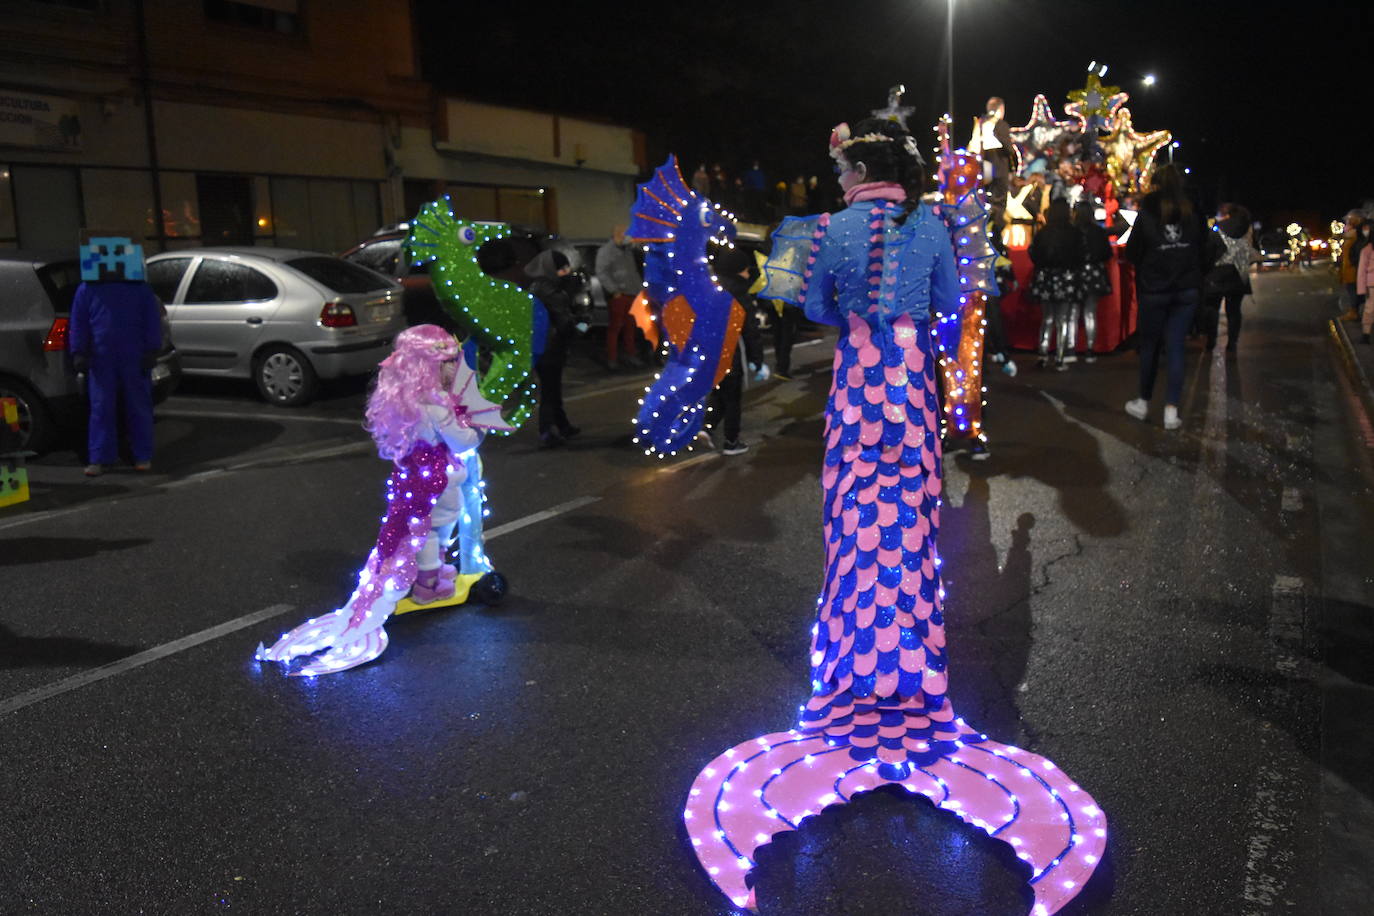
1329,320,1374,442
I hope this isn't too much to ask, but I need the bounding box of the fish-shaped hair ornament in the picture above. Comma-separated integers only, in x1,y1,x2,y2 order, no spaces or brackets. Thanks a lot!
625,156,744,457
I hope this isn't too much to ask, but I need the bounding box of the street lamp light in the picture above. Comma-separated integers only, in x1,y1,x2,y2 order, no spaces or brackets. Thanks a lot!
1143,73,1157,87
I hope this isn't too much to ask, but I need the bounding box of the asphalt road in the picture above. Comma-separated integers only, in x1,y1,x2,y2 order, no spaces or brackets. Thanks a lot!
3,268,1372,915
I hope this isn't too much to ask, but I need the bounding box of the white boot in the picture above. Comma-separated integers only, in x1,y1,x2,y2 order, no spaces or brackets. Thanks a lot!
1163,405,1181,430
1124,398,1148,421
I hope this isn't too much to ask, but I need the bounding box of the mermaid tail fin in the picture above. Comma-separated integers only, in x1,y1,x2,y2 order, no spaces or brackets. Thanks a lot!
686,722,1106,914
255,598,395,677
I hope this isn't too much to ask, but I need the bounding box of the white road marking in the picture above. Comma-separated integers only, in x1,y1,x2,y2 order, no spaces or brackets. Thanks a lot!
1239,574,1307,911
157,408,362,426
1,493,607,715
484,495,600,539
656,449,721,473
0,604,295,718
0,440,374,533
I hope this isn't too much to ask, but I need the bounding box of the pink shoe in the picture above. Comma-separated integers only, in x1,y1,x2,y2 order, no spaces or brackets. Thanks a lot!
439,563,458,582
410,567,456,604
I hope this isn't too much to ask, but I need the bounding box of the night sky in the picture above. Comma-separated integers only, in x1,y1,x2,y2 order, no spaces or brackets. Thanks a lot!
416,0,1372,226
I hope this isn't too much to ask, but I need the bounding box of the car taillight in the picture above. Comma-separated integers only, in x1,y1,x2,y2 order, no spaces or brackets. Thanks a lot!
43,316,69,351
320,301,357,328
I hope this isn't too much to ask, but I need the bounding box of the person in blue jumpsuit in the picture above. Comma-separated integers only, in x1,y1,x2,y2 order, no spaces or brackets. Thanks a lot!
67,236,162,476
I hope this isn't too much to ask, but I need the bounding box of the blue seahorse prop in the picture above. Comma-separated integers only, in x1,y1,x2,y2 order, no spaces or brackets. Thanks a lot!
625,156,743,457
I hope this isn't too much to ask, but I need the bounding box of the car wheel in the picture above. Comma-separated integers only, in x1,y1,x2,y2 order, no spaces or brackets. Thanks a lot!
254,346,318,407
0,377,56,454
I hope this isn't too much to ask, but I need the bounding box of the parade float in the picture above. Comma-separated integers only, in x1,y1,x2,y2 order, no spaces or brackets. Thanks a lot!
997,73,1173,353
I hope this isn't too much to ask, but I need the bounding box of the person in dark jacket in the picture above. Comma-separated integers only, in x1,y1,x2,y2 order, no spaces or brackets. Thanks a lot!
525,249,590,447
1071,201,1113,363
1029,199,1085,369
707,246,766,455
1201,203,1258,352
1122,165,1216,429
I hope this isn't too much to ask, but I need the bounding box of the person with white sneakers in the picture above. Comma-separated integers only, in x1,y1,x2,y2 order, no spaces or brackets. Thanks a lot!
1122,165,1218,430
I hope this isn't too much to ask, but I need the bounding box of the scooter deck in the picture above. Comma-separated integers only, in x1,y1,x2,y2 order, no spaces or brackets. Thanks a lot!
393,572,485,616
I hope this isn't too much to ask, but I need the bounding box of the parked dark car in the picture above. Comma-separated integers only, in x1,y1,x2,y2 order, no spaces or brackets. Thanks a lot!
341,223,568,328
0,250,180,454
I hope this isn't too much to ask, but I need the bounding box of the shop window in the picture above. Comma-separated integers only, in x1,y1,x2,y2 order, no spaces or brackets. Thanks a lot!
497,187,547,230
197,174,254,245
448,185,498,223
203,0,301,35
0,165,15,243
184,259,277,304
82,168,155,239
438,183,550,233
11,164,80,250
351,181,380,240
27,0,109,10
159,172,200,239
307,179,353,254
253,176,273,238
270,177,311,249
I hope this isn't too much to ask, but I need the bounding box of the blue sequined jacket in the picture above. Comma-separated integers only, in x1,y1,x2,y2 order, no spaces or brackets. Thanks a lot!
801,200,961,330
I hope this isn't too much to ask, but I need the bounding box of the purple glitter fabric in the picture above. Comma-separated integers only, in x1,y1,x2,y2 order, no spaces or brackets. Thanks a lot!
346,440,451,628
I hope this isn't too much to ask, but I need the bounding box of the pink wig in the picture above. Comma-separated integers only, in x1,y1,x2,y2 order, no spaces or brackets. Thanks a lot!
365,324,459,462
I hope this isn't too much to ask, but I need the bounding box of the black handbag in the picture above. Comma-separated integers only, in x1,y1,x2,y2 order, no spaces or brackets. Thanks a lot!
1204,262,1243,298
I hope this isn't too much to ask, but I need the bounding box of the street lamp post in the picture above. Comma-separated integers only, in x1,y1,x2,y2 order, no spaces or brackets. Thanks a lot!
946,0,955,123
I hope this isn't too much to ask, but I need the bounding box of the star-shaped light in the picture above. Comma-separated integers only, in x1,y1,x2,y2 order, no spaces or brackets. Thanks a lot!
1009,94,1083,174
1100,107,1171,195
1066,74,1127,130
872,83,915,129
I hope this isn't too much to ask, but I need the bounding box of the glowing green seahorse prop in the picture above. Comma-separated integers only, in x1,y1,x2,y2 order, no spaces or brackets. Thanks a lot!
405,199,537,430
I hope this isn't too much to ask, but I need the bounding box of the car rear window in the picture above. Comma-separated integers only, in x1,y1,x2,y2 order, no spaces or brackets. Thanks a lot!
287,256,392,294
347,240,400,276
35,260,82,314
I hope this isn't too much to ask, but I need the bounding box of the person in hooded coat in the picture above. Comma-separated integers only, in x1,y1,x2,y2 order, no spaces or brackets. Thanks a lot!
524,249,590,447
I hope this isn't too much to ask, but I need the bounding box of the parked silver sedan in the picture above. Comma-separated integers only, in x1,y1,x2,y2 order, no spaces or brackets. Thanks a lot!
145,247,403,406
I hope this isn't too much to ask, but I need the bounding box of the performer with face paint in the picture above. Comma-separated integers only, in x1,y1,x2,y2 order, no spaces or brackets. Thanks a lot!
67,233,162,476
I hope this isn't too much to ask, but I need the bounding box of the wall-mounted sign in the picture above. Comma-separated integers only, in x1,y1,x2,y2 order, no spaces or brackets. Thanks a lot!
0,90,82,150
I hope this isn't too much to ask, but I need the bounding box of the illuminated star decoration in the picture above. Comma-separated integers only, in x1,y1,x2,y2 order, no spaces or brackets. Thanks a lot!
1100,107,1171,196
1065,73,1127,131
1009,93,1084,175
871,83,915,130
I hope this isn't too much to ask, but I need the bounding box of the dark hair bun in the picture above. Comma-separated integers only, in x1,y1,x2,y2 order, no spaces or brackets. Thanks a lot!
840,117,926,222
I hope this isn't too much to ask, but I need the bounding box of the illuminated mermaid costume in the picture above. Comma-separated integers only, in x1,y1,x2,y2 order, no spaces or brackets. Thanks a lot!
684,186,1107,914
